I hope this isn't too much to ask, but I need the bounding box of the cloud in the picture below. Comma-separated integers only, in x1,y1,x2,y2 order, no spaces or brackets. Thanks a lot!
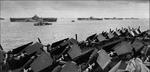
0,0,149,18
1,0,149,2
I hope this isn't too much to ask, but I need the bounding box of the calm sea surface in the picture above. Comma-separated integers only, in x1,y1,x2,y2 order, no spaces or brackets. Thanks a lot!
0,18,149,51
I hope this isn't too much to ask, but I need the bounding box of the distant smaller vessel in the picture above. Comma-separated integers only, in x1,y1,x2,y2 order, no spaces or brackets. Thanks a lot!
34,21,52,26
72,20,75,22
0,18,4,20
124,17,139,20
104,17,123,20
77,16,103,20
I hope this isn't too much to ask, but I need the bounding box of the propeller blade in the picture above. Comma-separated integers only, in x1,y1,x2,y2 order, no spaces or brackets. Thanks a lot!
38,38,42,43
0,44,3,50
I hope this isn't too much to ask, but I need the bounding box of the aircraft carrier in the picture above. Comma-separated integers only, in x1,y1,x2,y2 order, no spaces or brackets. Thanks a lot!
10,15,57,22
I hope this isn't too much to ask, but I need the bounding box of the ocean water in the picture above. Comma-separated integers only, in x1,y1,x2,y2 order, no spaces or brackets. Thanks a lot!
0,18,149,51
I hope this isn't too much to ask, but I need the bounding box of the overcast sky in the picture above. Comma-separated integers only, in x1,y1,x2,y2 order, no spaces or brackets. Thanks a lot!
0,0,149,18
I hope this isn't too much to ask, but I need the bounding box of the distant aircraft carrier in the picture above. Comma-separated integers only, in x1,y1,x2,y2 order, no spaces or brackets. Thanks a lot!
10,15,57,22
